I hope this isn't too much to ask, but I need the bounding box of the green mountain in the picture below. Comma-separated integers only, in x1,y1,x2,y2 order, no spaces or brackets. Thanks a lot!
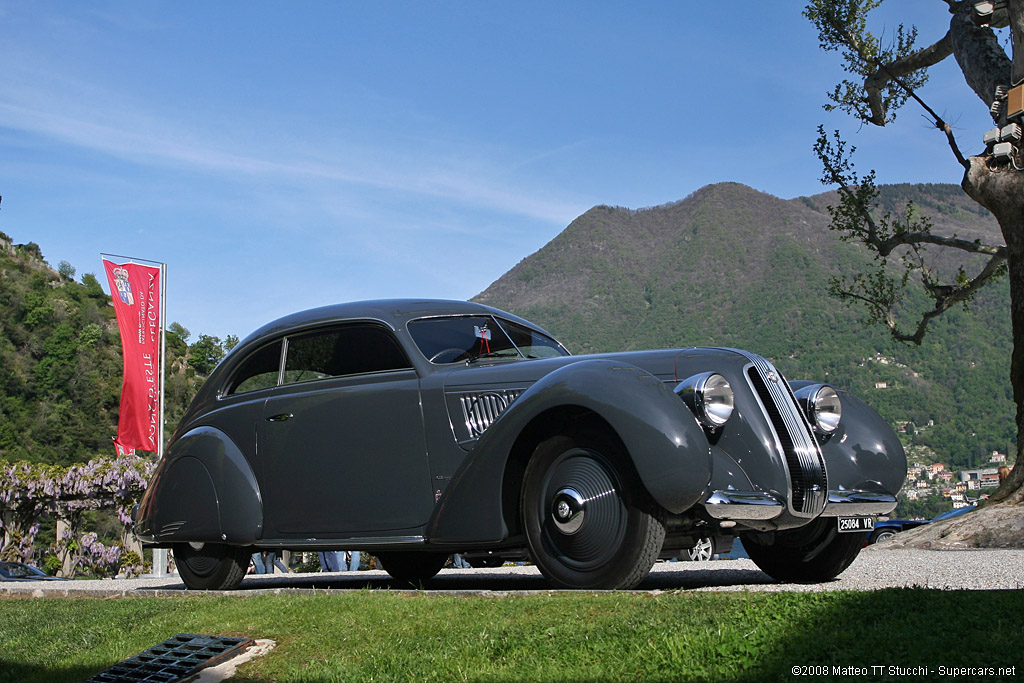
476,182,1014,471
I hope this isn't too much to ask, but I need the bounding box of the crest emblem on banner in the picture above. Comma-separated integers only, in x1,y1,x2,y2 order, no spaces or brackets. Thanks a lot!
112,266,134,305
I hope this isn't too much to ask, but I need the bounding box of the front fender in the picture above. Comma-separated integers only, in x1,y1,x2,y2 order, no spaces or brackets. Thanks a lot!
134,426,263,545
819,390,907,503
427,359,712,543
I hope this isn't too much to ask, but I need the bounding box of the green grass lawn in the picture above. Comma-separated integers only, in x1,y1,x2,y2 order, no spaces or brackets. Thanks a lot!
1,589,1021,682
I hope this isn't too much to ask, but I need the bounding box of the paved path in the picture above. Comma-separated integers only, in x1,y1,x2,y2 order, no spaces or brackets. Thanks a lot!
4,547,1023,597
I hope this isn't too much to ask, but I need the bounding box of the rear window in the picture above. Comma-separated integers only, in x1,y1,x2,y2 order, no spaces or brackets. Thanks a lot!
225,341,282,395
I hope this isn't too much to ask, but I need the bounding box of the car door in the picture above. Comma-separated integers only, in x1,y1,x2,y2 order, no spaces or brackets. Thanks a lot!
259,322,433,536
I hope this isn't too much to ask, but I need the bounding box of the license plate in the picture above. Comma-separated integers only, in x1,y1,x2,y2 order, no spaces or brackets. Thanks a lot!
837,516,874,533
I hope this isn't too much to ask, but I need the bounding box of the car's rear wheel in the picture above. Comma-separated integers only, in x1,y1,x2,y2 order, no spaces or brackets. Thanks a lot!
174,542,250,590
869,529,897,544
686,536,715,561
743,518,866,583
376,551,448,586
521,429,665,590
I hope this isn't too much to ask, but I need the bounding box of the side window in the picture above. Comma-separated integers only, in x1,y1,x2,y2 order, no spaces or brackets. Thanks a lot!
225,341,282,395
282,324,411,384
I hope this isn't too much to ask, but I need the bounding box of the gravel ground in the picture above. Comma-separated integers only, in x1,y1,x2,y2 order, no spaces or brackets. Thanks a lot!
4,546,1023,597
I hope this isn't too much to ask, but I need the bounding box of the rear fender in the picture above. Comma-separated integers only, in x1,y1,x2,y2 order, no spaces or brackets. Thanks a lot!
426,359,711,543
134,426,263,545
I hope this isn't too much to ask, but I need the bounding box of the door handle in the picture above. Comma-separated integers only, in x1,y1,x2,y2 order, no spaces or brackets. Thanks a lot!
266,413,294,422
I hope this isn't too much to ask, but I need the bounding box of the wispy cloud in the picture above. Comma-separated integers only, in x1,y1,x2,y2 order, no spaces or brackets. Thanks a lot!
0,74,584,226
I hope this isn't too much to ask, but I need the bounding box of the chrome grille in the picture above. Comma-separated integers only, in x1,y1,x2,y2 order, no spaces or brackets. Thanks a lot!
459,390,522,437
730,350,827,516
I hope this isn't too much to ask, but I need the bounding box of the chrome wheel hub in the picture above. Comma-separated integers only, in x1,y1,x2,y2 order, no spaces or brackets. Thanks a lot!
551,487,586,534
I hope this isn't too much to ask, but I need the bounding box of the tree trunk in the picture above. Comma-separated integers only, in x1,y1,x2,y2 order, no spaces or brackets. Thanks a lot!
950,4,1011,111
56,517,75,578
963,158,1024,503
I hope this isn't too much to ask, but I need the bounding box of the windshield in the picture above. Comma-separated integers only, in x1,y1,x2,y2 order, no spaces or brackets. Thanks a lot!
408,315,569,365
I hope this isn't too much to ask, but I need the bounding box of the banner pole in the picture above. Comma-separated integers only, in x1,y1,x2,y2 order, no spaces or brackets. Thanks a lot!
154,262,169,576
158,262,166,461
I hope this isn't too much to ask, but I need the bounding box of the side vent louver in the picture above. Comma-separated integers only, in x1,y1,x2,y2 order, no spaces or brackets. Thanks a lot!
459,390,522,438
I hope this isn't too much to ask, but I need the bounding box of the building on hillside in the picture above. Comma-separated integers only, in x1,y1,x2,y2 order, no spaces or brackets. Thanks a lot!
981,472,1001,488
958,468,1000,489
990,451,1007,464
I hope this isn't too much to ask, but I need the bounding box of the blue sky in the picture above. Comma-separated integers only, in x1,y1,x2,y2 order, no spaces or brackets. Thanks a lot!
0,1,995,340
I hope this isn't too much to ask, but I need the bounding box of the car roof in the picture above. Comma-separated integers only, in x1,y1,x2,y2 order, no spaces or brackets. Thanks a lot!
178,298,565,431
239,299,519,346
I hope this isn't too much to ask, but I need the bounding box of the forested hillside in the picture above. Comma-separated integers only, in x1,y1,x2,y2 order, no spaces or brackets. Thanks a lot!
0,232,233,466
476,183,1014,471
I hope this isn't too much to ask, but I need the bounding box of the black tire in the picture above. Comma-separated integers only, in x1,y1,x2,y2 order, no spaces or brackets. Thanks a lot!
376,551,448,586
467,557,505,568
521,429,665,590
686,536,715,562
174,543,250,590
869,529,897,544
743,518,866,583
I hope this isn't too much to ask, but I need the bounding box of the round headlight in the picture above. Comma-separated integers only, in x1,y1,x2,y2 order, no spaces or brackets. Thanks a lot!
676,372,735,428
796,384,842,434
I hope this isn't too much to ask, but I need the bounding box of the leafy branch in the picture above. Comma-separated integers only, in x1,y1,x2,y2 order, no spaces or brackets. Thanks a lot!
805,0,969,168
815,127,1007,345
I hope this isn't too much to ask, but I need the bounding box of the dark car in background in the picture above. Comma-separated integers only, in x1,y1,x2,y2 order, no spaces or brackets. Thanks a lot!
134,299,906,590
868,505,977,544
0,562,67,581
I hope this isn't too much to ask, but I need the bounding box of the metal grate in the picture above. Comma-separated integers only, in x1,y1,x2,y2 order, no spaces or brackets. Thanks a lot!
84,633,253,683
741,359,827,517
459,390,522,437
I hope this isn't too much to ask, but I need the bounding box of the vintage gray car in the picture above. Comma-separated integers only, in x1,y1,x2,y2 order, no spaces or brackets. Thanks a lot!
134,299,905,590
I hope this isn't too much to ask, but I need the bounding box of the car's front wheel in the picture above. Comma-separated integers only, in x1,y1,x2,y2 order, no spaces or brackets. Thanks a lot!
743,518,866,583
521,429,665,590
376,551,448,586
174,542,250,590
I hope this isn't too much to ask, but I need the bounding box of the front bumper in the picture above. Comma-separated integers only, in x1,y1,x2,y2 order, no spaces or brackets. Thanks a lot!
703,488,898,521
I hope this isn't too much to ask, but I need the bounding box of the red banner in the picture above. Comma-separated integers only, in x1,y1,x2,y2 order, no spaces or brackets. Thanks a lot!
103,259,162,452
